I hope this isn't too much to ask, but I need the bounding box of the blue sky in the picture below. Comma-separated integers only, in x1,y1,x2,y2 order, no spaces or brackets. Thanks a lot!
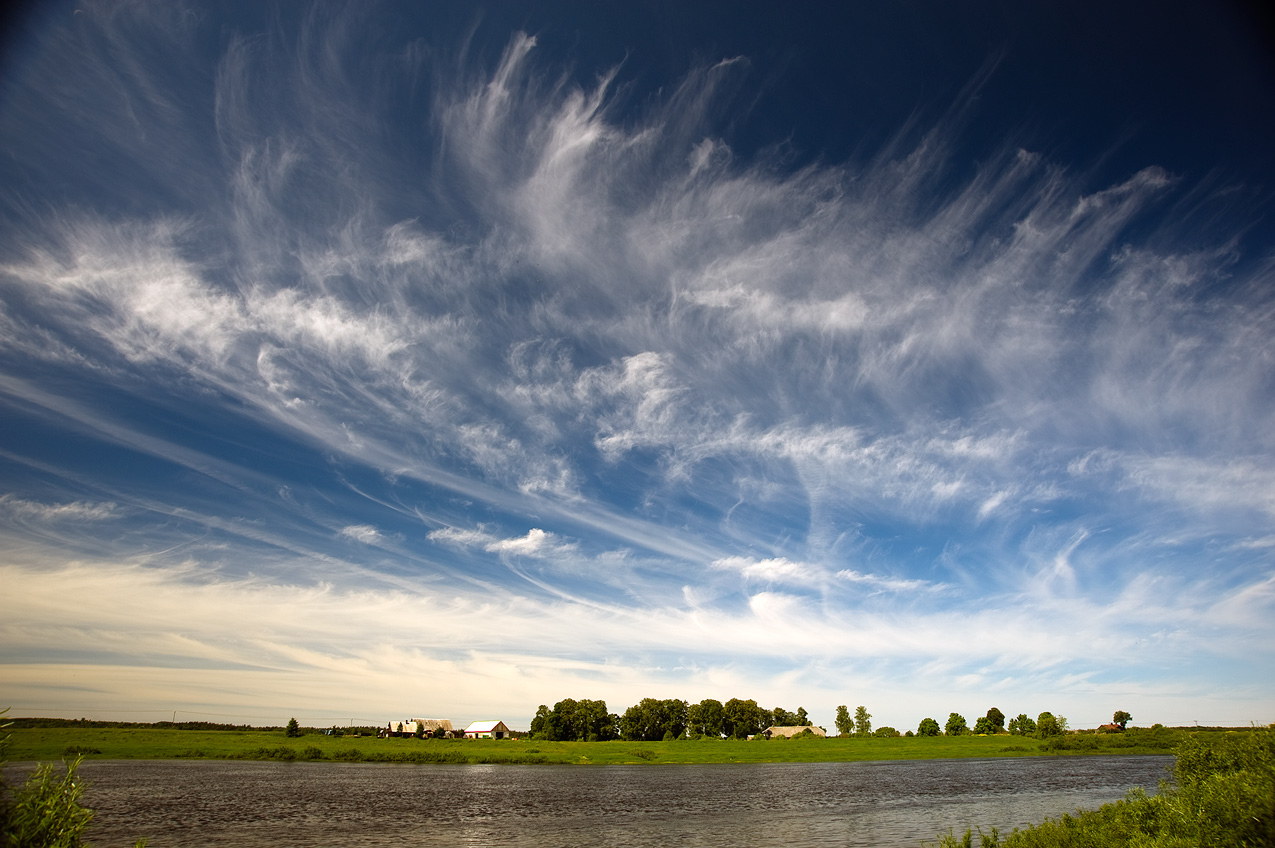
1,0,1273,732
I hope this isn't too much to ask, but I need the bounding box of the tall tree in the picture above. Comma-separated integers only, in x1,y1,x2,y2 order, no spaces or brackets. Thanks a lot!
853,705,872,736
1008,713,1036,735
1035,711,1061,738
771,706,799,727
985,707,1005,732
1113,710,1132,730
687,699,725,737
722,698,765,739
945,712,968,735
530,705,555,739
917,717,940,737
577,698,617,741
835,705,853,736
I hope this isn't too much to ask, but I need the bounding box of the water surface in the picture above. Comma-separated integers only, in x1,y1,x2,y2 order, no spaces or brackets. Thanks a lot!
78,755,1173,847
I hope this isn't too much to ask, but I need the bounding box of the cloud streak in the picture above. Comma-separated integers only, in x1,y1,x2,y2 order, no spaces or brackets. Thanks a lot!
0,1,1271,729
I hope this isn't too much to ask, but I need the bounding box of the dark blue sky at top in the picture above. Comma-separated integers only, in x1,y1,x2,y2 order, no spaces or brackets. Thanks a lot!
0,0,1272,726
4,0,1274,235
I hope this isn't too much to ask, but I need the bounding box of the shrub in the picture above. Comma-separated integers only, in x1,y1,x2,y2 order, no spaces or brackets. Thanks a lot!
0,755,149,848
1,758,95,848
60,746,101,756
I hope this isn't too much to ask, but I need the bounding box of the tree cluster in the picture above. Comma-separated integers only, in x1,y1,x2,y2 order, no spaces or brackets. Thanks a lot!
530,697,815,741
833,705,875,736
529,699,618,741
914,708,1081,737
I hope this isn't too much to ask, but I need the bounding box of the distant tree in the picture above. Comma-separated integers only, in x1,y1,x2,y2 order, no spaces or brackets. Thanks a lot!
285,717,301,738
835,705,853,736
973,716,995,735
874,726,900,737
917,717,940,737
1008,713,1036,736
797,706,810,725
555,698,581,740
621,698,689,741
853,706,872,736
530,699,616,741
578,698,617,741
771,706,802,727
687,699,725,738
1035,711,1061,738
432,725,447,739
722,698,766,739
1113,710,1132,730
985,707,1005,733
530,705,555,740
413,722,424,739
945,713,968,736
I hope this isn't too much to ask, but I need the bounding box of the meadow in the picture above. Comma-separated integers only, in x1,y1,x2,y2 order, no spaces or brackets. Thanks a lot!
5,723,1190,765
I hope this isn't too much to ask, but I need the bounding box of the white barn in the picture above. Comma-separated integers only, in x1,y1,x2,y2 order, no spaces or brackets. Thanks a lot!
463,720,511,739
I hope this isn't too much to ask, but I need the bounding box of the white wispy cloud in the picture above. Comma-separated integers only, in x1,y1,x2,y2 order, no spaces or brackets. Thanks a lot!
339,525,382,544
0,495,119,523
0,5,1272,727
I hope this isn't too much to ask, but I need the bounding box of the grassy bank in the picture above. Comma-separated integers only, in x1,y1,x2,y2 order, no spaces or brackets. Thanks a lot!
932,725,1275,847
4,723,1193,765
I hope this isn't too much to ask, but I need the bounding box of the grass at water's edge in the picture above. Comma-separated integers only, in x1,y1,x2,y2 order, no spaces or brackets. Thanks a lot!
929,725,1275,848
3,724,1193,766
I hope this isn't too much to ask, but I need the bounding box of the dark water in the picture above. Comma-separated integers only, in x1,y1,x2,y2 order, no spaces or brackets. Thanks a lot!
72,756,1172,847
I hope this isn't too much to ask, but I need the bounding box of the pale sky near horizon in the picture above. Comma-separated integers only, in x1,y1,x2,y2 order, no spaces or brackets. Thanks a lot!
1,0,1274,733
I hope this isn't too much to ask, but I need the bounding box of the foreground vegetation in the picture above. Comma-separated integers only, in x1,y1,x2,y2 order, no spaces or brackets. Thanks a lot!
933,725,1275,848
4,721,1198,765
0,713,143,847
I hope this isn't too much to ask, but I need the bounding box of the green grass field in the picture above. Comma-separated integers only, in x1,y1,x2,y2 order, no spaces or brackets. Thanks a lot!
4,725,1188,765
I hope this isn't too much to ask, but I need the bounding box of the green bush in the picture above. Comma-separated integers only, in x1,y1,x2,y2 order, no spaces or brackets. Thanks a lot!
1,757,95,848
0,756,148,848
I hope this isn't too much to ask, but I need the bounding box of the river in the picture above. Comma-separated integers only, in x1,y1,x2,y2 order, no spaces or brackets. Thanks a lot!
74,755,1172,847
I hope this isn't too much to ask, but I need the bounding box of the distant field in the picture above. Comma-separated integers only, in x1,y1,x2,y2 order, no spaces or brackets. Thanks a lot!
3,725,1193,765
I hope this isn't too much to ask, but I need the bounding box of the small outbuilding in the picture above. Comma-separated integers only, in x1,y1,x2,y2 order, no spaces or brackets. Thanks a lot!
463,720,511,739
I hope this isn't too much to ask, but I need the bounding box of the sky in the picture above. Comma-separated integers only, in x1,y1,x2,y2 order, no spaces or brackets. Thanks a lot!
1,0,1274,733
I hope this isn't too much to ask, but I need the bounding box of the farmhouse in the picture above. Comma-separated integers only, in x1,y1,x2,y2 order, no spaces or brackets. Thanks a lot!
763,725,827,739
383,718,456,737
463,720,511,739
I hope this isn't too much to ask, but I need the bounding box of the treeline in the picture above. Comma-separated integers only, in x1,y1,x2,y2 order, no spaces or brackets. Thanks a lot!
531,702,1142,742
6,718,270,732
912,708,1074,738
530,698,815,742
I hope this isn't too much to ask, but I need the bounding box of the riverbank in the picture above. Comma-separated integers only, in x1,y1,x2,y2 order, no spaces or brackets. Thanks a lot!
4,724,1201,765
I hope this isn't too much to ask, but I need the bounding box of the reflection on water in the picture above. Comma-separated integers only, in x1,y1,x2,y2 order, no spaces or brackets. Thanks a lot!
76,755,1173,847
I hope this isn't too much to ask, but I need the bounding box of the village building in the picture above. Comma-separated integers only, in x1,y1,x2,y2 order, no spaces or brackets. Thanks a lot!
463,720,511,739
762,725,827,739
382,718,456,738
